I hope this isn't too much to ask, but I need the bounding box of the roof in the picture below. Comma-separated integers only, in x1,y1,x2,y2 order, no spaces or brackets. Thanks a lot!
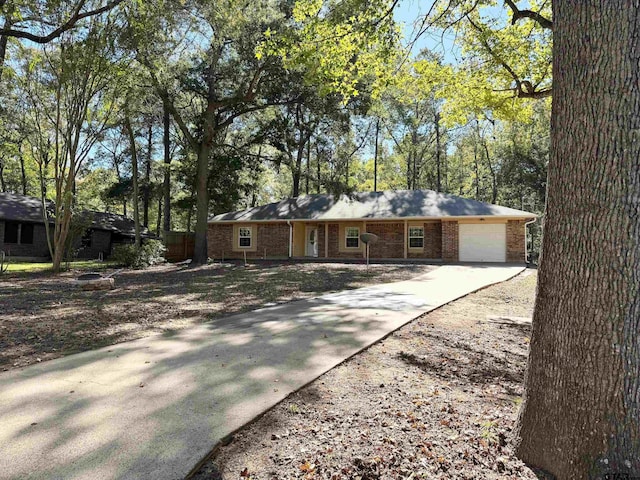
209,190,536,222
0,192,153,237
77,211,154,238
0,192,53,223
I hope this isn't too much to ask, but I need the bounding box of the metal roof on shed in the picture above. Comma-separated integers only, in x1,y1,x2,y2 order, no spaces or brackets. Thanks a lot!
209,190,536,222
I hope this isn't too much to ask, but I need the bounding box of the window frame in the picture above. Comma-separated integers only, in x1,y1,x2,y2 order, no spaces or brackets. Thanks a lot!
20,223,34,245
4,221,19,244
238,226,252,248
345,226,360,249
408,225,424,249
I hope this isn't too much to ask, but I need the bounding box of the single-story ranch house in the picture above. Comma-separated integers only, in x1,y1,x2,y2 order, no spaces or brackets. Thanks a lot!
0,192,152,260
208,189,537,263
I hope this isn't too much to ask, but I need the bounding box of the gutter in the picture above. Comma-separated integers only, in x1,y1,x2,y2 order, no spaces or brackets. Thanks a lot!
287,220,293,258
524,217,538,264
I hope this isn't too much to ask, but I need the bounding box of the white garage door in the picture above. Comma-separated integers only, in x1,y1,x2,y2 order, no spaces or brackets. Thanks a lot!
459,223,506,262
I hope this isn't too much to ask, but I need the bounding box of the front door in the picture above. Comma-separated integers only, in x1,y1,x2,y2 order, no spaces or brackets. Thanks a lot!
305,227,319,257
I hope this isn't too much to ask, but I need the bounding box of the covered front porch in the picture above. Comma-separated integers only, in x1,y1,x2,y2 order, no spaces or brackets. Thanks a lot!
290,220,444,260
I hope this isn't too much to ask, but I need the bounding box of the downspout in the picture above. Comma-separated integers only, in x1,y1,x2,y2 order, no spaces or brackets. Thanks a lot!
524,217,537,264
287,221,293,259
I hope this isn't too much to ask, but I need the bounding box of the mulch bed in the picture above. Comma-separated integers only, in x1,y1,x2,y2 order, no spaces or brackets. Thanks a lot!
192,270,539,480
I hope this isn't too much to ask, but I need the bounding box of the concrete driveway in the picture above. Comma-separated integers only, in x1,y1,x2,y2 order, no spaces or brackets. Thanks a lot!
0,264,524,480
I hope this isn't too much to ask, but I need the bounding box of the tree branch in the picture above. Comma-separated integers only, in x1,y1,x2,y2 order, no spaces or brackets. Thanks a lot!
504,0,553,30
467,15,552,99
0,0,127,43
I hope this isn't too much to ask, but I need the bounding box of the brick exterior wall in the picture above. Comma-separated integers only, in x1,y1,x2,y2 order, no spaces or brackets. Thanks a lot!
407,222,443,259
507,219,527,262
207,223,289,259
208,224,234,259
317,224,326,258
441,221,459,262
256,223,289,258
326,223,362,258
367,222,404,258
0,221,51,258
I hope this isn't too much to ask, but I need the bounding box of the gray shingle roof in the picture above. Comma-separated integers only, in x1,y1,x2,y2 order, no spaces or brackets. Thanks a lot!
76,211,154,238
0,192,53,223
209,190,536,222
0,192,153,237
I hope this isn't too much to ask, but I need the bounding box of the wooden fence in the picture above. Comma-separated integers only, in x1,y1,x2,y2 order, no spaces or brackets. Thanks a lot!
163,231,195,262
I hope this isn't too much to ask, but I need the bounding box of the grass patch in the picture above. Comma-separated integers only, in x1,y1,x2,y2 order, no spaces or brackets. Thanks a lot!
4,260,117,273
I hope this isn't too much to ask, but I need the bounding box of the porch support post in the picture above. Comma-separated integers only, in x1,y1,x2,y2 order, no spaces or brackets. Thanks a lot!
324,222,328,258
403,220,408,259
363,221,367,259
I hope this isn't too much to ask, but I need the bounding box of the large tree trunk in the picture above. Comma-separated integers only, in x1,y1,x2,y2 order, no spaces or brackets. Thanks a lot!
143,123,152,228
374,119,379,192
192,142,211,264
163,105,171,233
434,112,441,193
514,2,640,478
0,15,12,83
0,158,6,192
124,114,141,248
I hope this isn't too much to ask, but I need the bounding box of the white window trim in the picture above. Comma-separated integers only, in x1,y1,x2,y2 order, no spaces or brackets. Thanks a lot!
238,226,252,249
345,226,360,249
408,226,424,249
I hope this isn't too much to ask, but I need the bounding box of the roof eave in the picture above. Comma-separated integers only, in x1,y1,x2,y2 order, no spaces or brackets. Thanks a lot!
208,213,537,223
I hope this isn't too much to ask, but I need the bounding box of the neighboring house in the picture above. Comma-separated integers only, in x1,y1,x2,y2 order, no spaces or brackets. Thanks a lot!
0,192,152,260
0,193,52,259
208,189,537,263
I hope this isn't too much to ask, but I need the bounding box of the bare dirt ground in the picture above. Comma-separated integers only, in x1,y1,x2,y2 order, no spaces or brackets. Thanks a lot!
192,269,539,480
0,261,434,371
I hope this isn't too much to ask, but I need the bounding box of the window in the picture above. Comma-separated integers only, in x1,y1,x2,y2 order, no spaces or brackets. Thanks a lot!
409,226,424,248
345,227,360,248
238,227,252,248
4,222,19,244
81,229,92,248
20,224,34,245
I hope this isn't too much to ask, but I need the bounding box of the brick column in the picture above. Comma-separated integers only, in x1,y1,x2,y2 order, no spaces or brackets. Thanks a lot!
442,221,459,262
506,219,527,262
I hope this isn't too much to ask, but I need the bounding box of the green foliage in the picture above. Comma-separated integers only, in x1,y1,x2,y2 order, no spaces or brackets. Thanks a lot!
111,239,166,269
260,0,401,100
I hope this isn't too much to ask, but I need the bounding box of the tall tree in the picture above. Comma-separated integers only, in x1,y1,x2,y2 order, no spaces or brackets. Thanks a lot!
21,18,121,272
514,1,640,477
129,0,295,264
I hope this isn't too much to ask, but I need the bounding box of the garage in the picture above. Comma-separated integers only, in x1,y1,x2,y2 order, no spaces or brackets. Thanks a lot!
459,223,506,262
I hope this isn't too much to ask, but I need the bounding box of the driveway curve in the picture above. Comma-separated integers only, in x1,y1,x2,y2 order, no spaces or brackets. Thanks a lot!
0,264,524,480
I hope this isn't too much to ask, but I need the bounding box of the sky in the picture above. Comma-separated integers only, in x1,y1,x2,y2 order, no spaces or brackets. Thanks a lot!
392,0,461,63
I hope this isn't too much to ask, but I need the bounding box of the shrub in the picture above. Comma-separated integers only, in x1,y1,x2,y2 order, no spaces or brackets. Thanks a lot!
112,240,166,269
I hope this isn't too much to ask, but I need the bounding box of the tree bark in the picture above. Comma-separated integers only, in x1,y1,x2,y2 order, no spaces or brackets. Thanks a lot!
123,114,141,248
162,104,171,233
434,112,441,193
143,122,152,228
191,140,211,264
292,165,301,197
19,143,27,195
317,144,321,194
374,119,379,192
0,14,13,83
305,140,310,195
514,1,640,478
156,195,161,236
0,158,6,192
